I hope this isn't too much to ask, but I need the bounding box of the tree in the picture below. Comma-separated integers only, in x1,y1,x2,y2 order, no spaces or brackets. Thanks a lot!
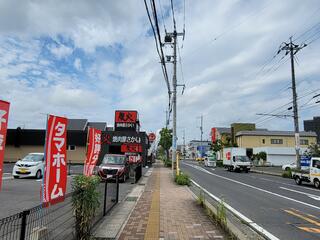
159,128,172,161
211,139,223,153
304,143,320,157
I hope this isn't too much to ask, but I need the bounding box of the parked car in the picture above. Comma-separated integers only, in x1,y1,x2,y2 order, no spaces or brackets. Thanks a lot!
97,154,129,182
12,153,44,179
282,163,296,171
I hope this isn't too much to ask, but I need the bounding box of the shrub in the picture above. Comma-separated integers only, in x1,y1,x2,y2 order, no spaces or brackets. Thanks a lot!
72,175,101,240
282,169,292,178
164,159,172,168
175,172,191,186
216,160,223,167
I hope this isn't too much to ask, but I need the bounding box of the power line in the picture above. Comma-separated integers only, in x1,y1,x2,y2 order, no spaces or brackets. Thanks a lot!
170,0,176,29
144,0,172,108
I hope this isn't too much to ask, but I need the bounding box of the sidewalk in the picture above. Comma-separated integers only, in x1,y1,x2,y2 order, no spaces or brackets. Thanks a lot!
118,163,225,240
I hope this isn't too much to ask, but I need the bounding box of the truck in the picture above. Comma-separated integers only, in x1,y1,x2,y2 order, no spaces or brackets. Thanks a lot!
223,147,251,172
292,157,320,188
204,151,217,167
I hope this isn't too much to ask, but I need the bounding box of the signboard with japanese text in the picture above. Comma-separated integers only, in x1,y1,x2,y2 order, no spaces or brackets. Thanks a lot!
84,127,101,176
121,143,142,153
43,115,68,205
300,155,311,167
0,100,10,191
114,110,138,131
128,155,141,164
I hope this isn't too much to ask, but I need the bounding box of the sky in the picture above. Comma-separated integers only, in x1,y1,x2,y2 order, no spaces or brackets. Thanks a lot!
0,0,319,143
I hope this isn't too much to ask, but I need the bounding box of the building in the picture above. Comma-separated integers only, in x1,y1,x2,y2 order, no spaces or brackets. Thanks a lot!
187,140,211,158
212,127,231,145
236,130,317,148
231,123,256,145
304,116,320,144
4,119,108,163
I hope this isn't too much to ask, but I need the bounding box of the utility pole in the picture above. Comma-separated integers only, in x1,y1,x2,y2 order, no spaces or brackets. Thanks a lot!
197,115,203,158
183,128,186,159
165,30,184,173
280,37,307,170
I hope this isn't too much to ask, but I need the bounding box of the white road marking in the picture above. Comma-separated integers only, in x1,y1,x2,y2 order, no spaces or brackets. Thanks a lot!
182,162,320,211
190,179,280,240
280,187,320,201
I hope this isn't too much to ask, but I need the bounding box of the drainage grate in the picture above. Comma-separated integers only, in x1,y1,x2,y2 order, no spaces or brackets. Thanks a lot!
125,196,138,202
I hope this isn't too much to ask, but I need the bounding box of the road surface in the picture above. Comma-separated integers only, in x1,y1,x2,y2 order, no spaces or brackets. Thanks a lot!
181,160,320,240
0,163,145,218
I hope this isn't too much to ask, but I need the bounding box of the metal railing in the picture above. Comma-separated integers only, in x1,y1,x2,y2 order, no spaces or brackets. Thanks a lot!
0,176,119,240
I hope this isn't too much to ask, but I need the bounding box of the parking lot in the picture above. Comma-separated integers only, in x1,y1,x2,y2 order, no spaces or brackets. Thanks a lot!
0,163,146,218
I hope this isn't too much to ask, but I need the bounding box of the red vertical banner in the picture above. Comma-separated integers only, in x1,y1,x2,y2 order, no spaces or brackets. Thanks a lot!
43,115,68,205
84,127,101,176
0,100,10,191
211,128,216,143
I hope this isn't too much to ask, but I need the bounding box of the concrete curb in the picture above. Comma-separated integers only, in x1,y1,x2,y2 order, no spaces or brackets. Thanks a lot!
250,170,282,177
189,179,279,240
93,168,153,240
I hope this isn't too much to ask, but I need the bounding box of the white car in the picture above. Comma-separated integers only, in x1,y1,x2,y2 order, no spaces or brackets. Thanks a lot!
12,153,45,179
282,163,296,171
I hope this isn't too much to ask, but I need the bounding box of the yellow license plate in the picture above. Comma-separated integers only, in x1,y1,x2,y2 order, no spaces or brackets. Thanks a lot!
19,168,27,173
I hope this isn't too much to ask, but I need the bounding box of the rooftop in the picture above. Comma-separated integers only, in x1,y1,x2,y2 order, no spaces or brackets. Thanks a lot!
236,130,317,137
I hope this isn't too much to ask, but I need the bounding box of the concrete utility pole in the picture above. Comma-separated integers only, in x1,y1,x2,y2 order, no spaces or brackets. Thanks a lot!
165,30,184,173
280,37,307,170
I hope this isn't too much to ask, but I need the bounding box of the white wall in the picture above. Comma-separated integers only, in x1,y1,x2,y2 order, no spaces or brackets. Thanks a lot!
253,147,307,166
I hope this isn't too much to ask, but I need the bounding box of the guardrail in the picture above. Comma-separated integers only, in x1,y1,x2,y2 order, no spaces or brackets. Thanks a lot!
189,179,279,240
0,176,119,240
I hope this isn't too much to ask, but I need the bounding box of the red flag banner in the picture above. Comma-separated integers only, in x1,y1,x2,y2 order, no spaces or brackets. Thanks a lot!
84,127,101,176
43,115,68,205
0,100,10,191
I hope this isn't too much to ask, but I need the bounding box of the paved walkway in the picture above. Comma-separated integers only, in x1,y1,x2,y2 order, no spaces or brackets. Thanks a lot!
118,164,225,240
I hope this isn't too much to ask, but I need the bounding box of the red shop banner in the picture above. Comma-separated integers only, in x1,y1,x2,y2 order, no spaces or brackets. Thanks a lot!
43,115,68,205
121,143,142,153
0,100,10,191
84,127,101,176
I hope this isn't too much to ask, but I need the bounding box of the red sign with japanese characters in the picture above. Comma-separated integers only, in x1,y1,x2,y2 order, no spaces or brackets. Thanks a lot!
84,127,101,176
115,111,137,123
121,143,142,153
226,152,231,160
0,100,10,191
43,115,68,205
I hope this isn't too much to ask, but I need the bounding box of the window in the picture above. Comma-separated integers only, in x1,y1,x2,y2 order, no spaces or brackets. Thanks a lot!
271,139,283,144
68,145,76,151
262,139,265,144
312,160,320,169
300,139,309,145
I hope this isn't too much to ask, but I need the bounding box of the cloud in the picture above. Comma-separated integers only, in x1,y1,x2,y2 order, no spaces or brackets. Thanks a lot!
0,0,319,142
74,58,82,71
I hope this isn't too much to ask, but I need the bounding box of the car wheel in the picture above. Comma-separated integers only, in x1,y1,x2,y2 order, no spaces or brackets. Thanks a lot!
36,170,42,179
14,176,19,179
314,179,320,188
285,167,290,171
295,176,302,185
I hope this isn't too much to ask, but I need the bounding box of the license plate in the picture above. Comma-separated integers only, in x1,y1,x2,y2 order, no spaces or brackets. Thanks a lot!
107,174,112,179
19,168,28,173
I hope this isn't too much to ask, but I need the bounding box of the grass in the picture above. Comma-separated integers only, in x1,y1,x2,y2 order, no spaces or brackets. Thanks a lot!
216,160,223,167
282,169,292,178
175,172,191,186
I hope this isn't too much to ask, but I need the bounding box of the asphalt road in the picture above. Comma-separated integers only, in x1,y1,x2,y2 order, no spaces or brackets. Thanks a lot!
181,160,320,240
0,163,146,218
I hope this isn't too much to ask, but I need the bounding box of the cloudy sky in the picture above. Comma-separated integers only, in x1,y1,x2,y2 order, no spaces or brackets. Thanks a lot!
0,0,319,143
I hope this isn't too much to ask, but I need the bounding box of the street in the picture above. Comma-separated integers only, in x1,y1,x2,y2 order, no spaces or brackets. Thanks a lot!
0,163,142,218
181,160,320,240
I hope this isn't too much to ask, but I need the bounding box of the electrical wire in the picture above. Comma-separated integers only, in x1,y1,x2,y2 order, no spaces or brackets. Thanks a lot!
144,0,172,109
170,0,176,30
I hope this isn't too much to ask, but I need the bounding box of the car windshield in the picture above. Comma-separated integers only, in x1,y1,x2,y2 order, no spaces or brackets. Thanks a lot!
103,155,125,165
235,156,250,162
22,154,43,162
